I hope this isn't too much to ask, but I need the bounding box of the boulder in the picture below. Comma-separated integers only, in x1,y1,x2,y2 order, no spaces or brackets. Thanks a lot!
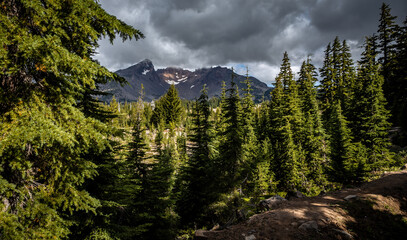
258,195,286,211
344,195,359,201
298,220,318,231
333,228,353,240
245,234,256,240
194,230,208,240
286,190,305,200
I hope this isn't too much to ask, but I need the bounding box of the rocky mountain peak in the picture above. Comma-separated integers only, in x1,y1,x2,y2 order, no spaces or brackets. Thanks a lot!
101,59,271,102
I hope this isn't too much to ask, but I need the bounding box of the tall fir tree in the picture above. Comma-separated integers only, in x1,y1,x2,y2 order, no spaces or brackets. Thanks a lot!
339,40,356,115
240,68,259,194
152,84,183,127
276,117,302,191
0,0,143,238
327,101,354,183
268,70,286,180
353,36,392,170
281,52,304,146
297,58,328,192
176,86,217,227
378,3,399,87
269,53,304,191
134,122,177,240
319,37,355,119
394,18,407,141
218,69,243,193
319,43,335,121
252,137,276,197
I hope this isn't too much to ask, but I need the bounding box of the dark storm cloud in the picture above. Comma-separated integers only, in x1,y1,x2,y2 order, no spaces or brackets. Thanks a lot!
95,0,407,84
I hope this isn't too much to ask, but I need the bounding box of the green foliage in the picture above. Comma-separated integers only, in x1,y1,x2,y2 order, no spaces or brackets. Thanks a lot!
0,94,103,239
176,86,217,227
218,70,244,192
240,69,259,194
252,138,276,197
152,85,183,127
353,36,392,169
298,58,329,192
1,0,405,237
319,37,356,119
327,101,354,183
0,0,142,238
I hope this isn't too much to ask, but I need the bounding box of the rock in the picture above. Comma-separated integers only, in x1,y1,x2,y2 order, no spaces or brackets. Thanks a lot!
258,195,287,211
291,222,298,227
344,195,359,201
194,230,208,240
401,163,407,170
210,224,220,231
245,234,256,240
286,190,305,200
298,221,318,231
333,228,353,240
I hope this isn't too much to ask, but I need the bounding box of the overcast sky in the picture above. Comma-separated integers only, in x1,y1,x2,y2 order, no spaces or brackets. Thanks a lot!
95,0,407,85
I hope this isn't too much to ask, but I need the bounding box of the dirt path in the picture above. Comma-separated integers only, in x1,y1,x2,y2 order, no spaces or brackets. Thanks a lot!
198,170,407,240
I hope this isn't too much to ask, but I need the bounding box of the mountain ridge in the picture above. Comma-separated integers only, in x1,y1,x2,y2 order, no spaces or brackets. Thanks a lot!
100,59,270,102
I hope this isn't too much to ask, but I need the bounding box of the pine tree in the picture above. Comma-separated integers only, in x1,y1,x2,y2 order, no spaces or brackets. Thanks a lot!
254,100,270,142
344,142,369,183
392,17,407,142
152,85,183,127
176,86,217,227
339,40,356,115
319,37,355,118
297,58,328,192
269,54,304,192
354,36,392,170
240,68,259,193
328,101,354,183
218,69,243,193
163,85,183,125
268,70,286,178
0,0,143,238
319,42,335,118
252,138,276,197
281,52,304,145
277,117,302,191
215,81,228,144
378,3,399,86
135,124,177,240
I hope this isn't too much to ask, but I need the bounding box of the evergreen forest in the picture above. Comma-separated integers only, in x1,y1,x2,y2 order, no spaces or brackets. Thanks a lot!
1,1,407,239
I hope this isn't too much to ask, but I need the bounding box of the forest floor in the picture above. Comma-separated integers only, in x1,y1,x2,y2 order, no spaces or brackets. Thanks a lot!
197,169,407,240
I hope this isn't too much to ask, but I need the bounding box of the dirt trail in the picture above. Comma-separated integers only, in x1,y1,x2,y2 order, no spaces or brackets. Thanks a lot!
198,170,407,240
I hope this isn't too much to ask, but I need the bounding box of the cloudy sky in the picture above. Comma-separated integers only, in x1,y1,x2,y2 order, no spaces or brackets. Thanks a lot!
95,0,407,85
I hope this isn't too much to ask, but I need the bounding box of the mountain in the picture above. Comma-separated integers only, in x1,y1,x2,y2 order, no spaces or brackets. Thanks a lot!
100,59,270,102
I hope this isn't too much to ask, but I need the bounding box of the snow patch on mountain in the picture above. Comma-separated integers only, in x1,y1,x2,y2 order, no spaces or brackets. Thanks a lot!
165,80,180,85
